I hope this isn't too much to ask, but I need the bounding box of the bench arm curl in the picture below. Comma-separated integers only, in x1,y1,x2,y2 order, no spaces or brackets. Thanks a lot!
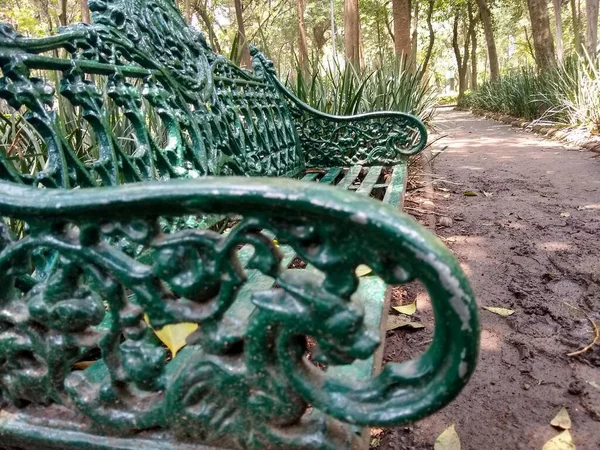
0,177,478,449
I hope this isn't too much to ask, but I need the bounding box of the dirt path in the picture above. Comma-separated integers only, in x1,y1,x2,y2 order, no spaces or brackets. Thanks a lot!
379,108,600,449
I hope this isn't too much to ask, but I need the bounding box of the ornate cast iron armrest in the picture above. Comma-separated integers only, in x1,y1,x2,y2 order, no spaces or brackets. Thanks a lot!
0,178,478,449
250,48,428,168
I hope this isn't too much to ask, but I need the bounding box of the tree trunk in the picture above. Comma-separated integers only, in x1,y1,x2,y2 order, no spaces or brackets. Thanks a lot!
410,0,419,68
553,0,564,61
570,0,581,54
344,0,361,68
420,0,435,78
195,3,223,53
392,0,411,61
330,0,337,61
453,5,474,100
586,0,599,60
234,0,251,68
81,0,90,23
527,0,556,71
59,0,68,26
475,0,500,80
297,0,310,77
184,0,191,22
471,13,478,89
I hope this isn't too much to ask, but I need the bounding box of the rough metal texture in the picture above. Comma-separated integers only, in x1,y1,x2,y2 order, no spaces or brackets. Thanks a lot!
0,1,478,448
0,179,479,449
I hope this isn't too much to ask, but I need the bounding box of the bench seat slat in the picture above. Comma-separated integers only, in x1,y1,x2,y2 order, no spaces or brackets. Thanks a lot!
356,166,383,196
336,166,362,190
319,167,343,185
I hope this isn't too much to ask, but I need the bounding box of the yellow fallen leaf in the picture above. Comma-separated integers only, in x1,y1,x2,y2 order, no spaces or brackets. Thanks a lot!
550,407,572,430
393,302,417,315
483,306,515,317
356,264,373,277
434,424,461,450
463,191,478,196
542,430,576,450
386,316,425,331
145,314,198,357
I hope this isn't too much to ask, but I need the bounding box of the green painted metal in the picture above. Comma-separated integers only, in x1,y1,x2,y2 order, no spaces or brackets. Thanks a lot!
0,178,479,450
0,1,479,448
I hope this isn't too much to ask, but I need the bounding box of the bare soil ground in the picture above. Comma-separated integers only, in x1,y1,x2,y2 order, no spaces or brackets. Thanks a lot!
377,108,600,449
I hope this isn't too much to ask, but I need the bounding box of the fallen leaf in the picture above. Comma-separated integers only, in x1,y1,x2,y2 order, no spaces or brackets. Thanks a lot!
72,361,96,370
386,316,425,331
145,315,198,357
550,407,572,430
560,212,571,217
588,381,600,391
483,306,515,317
434,424,461,450
542,430,575,450
463,191,478,196
393,302,417,315
356,264,372,277
482,191,493,197
576,204,600,210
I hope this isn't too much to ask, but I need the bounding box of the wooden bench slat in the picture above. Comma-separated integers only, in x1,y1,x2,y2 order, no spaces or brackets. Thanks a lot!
356,166,383,196
336,166,362,190
319,167,343,185
301,172,320,182
383,164,407,208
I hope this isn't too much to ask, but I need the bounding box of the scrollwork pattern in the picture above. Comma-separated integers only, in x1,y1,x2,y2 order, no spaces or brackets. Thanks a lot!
0,178,479,449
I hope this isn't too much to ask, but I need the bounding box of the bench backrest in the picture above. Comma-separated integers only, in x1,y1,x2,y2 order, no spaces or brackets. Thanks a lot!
0,0,305,189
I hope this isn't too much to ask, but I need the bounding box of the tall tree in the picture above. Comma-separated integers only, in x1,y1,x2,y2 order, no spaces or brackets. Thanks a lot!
470,5,478,89
233,0,251,67
81,0,90,23
195,3,223,53
453,1,476,99
297,0,309,77
420,0,436,77
344,0,361,67
475,0,499,80
392,0,412,60
553,0,564,61
410,0,419,67
59,0,68,26
586,0,599,60
526,0,556,70
570,0,582,53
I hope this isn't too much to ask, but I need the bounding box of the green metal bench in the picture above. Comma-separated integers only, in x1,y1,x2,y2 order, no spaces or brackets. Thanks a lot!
0,1,479,449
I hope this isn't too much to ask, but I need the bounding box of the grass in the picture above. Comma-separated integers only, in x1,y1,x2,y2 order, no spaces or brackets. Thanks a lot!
466,56,600,133
288,58,437,123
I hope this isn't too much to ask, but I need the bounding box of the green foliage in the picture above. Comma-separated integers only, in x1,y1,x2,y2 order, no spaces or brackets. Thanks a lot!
437,93,459,106
467,56,600,133
289,59,437,122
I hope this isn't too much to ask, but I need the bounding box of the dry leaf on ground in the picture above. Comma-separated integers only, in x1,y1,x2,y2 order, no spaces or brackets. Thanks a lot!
386,316,425,331
483,306,515,317
542,430,576,450
463,191,478,196
145,315,198,357
434,424,461,450
393,302,417,315
550,407,572,430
